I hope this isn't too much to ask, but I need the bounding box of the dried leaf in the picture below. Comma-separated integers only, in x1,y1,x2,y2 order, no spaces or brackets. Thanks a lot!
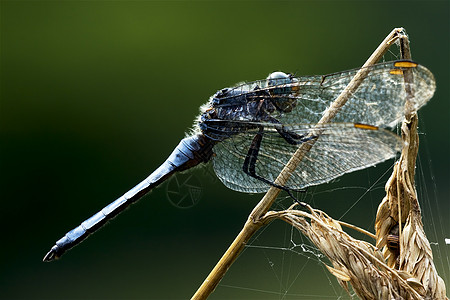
324,264,351,281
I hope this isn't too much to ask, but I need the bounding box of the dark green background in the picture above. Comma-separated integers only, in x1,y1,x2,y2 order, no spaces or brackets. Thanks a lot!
1,1,449,299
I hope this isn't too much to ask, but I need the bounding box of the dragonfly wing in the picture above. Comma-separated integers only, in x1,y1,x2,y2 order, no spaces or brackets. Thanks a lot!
216,61,435,128
280,62,435,127
211,123,402,193
211,126,271,193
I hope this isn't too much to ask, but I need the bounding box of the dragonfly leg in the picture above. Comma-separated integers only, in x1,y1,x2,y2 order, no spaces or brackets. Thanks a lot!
276,127,305,145
266,116,313,145
277,126,319,147
242,127,306,206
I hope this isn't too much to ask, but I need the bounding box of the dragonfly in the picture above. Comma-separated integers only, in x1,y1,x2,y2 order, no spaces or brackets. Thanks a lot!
43,60,435,261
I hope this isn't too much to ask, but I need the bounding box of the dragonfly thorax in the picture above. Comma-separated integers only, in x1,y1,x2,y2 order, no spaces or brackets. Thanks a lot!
197,71,300,141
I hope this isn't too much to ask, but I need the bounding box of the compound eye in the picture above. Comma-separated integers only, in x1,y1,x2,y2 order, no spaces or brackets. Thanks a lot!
267,71,291,87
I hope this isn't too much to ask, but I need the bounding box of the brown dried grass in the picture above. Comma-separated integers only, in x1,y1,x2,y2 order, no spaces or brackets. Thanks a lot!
262,114,447,299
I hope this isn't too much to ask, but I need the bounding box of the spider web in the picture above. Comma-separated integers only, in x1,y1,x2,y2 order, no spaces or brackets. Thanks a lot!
414,119,450,287
209,144,449,299
200,46,450,299
212,163,396,299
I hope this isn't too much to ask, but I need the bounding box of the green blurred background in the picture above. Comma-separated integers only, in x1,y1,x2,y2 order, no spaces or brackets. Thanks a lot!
1,1,449,299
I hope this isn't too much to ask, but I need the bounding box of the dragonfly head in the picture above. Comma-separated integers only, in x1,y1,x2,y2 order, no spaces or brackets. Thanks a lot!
266,71,297,112
267,71,291,83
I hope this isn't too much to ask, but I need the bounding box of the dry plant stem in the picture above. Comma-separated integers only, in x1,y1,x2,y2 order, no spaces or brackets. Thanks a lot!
397,31,413,264
393,116,447,298
191,28,407,300
374,32,448,298
337,220,376,240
